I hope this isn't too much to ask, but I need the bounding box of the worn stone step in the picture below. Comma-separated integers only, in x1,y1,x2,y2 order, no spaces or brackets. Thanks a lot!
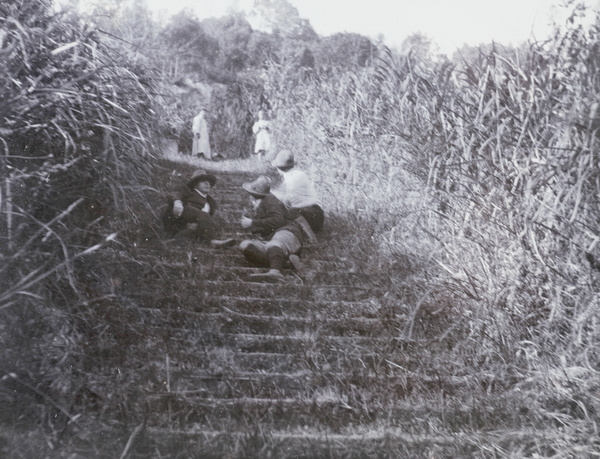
137,263,374,287
143,364,468,401
138,426,544,459
223,333,409,354
121,251,362,275
141,392,519,435
132,294,384,319
121,278,378,303
125,247,359,270
197,280,380,303
145,396,389,432
135,310,391,337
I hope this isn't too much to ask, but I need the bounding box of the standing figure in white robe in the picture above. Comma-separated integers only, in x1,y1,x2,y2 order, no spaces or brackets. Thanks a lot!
252,110,271,161
192,110,211,159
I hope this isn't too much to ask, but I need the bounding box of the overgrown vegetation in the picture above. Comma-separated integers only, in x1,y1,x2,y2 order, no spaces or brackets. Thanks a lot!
2,0,600,456
0,0,161,445
262,2,600,455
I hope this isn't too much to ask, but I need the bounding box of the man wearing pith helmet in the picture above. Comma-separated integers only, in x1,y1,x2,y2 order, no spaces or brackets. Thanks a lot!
271,149,324,235
239,175,305,281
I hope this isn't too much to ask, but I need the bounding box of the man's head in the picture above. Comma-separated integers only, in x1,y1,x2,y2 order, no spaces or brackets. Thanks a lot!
242,176,271,200
272,150,294,172
194,180,212,194
188,170,216,192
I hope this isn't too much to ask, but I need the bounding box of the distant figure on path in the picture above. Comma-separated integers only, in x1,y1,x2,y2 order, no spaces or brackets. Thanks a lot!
238,176,305,281
252,110,271,161
162,170,235,247
271,149,324,240
192,109,211,159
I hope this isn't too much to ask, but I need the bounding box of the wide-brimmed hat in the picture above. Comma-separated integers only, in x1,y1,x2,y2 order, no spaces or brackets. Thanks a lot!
188,170,216,188
272,149,295,169
242,176,271,198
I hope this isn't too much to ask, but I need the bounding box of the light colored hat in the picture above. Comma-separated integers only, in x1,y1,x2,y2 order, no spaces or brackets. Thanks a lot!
272,149,295,169
188,170,216,188
242,176,271,197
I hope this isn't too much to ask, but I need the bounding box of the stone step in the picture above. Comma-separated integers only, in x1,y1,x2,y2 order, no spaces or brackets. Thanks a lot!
132,294,384,319
142,365,473,400
134,310,392,337
144,264,373,287
139,392,520,435
125,246,357,268
136,279,379,303
144,397,408,432
138,426,543,458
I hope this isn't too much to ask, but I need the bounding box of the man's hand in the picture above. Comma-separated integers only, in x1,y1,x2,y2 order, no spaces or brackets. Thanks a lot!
240,216,252,229
172,200,184,217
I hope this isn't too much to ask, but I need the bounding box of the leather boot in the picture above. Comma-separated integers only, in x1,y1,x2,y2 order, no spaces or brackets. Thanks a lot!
295,215,318,244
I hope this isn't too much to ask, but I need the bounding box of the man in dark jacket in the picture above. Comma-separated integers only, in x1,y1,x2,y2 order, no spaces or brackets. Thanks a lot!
162,169,235,247
239,175,305,281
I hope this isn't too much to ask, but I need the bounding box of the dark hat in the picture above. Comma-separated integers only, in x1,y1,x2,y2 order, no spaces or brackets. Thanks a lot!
272,149,295,169
242,176,271,198
188,170,216,188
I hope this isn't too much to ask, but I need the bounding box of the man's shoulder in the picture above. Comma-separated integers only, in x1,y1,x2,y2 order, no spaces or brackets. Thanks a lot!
285,169,310,183
259,194,285,211
263,193,284,205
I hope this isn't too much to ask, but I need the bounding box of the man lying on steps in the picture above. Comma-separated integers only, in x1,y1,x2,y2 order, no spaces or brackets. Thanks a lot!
239,175,306,282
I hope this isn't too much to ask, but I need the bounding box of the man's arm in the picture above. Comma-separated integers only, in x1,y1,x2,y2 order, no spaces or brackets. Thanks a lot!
248,196,286,236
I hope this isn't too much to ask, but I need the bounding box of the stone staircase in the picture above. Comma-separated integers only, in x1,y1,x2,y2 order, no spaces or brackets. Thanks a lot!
75,163,531,458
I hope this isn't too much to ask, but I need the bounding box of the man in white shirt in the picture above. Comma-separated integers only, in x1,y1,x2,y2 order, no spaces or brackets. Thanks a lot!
271,150,324,239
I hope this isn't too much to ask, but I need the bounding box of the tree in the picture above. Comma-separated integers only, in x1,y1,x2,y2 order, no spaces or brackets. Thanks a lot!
201,13,253,72
246,30,279,67
316,32,376,70
159,11,219,75
248,0,317,40
401,32,435,61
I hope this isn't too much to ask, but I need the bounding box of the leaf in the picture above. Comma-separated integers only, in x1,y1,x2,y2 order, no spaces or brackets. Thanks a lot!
50,41,79,55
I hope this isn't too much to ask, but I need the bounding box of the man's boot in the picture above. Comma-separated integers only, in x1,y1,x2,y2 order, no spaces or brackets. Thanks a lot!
295,215,317,244
289,254,305,272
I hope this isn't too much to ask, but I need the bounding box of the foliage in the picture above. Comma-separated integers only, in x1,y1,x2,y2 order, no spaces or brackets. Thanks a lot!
315,33,377,70
210,81,265,159
260,2,600,453
158,11,219,76
248,0,317,41
3,0,600,456
201,13,254,73
0,0,160,432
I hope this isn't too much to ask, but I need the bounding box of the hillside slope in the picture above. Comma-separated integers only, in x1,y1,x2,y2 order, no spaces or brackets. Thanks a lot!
3,156,558,458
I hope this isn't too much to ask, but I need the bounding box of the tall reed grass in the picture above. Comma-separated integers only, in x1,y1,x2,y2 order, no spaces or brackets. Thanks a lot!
0,0,162,431
262,3,600,452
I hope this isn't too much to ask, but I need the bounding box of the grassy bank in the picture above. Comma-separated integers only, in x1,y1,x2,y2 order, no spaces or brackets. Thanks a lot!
260,6,600,455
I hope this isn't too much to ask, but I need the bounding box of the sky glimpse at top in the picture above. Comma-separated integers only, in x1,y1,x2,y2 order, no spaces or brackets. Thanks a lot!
143,0,598,55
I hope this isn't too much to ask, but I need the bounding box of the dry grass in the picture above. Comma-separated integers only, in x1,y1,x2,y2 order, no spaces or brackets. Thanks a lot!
258,4,600,455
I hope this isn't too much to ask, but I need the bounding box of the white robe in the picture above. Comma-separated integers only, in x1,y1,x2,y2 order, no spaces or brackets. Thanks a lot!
252,119,271,154
192,112,211,159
